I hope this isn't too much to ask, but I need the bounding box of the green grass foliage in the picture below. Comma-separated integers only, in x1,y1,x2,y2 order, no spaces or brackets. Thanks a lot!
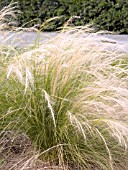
0,3,128,170
1,32,128,169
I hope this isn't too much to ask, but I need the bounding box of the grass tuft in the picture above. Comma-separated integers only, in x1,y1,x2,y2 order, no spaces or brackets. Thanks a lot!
0,4,128,170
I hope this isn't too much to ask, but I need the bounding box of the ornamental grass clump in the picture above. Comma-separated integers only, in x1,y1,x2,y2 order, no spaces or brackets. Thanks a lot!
0,5,128,169
1,29,128,169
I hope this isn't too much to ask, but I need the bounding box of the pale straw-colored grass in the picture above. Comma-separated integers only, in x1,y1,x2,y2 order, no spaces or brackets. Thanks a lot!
1,28,128,170
0,2,19,31
0,4,128,170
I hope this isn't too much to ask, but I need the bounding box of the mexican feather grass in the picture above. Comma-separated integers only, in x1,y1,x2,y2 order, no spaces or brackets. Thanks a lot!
0,4,128,170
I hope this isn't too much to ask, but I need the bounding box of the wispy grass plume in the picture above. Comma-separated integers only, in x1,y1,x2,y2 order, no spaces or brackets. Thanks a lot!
0,2,19,31
0,8,128,170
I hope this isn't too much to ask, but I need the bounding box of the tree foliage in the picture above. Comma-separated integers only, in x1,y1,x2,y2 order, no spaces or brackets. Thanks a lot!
0,0,128,33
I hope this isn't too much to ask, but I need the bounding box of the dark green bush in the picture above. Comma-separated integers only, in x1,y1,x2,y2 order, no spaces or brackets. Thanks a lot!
0,0,128,33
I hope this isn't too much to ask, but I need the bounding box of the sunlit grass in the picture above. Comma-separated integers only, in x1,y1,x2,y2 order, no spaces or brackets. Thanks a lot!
0,3,128,170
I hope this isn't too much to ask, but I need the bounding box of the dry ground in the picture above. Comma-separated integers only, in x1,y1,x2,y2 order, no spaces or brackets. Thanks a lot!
0,133,66,170
0,133,128,170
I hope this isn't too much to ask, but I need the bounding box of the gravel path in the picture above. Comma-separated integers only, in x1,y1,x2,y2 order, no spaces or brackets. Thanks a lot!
0,31,128,52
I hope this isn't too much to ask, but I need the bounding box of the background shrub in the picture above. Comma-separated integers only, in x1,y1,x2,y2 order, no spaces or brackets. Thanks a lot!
0,0,128,31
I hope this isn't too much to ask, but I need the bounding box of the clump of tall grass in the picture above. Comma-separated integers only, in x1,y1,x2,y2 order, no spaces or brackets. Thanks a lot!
0,5,128,170
1,29,128,169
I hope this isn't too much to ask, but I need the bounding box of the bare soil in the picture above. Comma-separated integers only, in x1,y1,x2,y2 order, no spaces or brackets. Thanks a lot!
0,132,128,170
0,132,65,170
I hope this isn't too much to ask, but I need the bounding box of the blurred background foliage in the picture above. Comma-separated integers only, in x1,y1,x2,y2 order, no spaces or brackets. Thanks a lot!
0,0,128,33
